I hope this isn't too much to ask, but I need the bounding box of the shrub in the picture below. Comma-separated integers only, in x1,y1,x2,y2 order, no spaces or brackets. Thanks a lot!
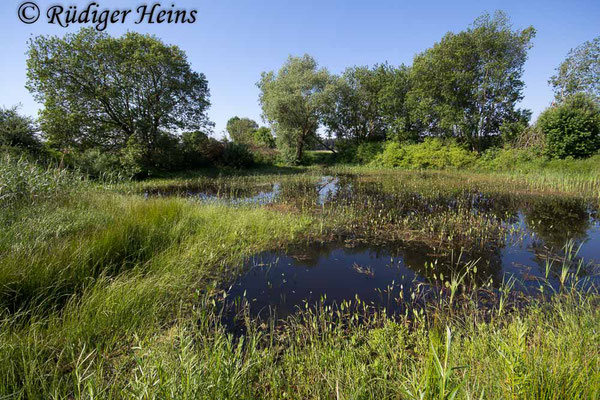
251,146,278,165
334,140,359,163
71,148,125,181
220,142,254,168
147,133,185,172
476,147,542,171
373,138,477,169
538,93,600,159
0,106,41,154
334,141,384,164
355,142,384,164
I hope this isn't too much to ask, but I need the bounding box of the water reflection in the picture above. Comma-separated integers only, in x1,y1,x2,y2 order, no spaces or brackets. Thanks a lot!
522,197,591,248
147,174,600,317
227,230,599,319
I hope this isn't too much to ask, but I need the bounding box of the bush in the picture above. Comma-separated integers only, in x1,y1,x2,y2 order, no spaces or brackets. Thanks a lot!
0,106,41,154
373,138,477,169
355,142,384,164
334,140,359,163
476,147,542,171
148,133,185,172
251,146,278,165
538,93,600,159
220,142,255,168
335,141,384,164
71,148,125,181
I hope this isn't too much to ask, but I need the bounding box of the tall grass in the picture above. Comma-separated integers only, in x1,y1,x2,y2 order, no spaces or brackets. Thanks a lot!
0,164,599,398
0,152,81,208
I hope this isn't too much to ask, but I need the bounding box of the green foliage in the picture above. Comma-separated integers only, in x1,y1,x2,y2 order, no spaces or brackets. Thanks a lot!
226,117,259,144
180,131,212,168
180,132,256,168
337,141,384,164
220,142,254,168
538,93,600,159
258,55,333,163
70,148,124,181
0,107,41,154
477,147,540,170
374,138,477,169
407,11,535,151
253,127,276,148
499,109,532,145
355,142,385,164
324,64,415,143
323,66,387,141
26,28,212,174
0,152,79,208
550,36,600,102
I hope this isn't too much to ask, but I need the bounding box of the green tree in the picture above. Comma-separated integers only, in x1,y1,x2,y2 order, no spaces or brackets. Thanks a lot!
407,11,535,151
0,106,40,153
549,37,600,102
257,55,333,164
323,64,414,143
376,64,417,142
253,126,276,148
226,117,259,144
538,93,600,159
26,28,212,173
323,66,386,142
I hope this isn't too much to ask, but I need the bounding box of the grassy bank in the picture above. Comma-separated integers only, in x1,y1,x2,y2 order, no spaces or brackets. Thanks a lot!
1,156,599,398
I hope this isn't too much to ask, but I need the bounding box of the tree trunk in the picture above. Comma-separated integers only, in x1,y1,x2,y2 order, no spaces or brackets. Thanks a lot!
295,134,304,163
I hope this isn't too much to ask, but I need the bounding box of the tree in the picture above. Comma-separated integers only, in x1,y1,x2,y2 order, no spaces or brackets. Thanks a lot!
376,64,417,142
323,66,387,142
323,64,414,143
537,93,600,159
253,127,276,148
26,28,212,172
407,11,535,151
257,55,333,163
226,117,258,144
550,37,600,102
0,106,40,152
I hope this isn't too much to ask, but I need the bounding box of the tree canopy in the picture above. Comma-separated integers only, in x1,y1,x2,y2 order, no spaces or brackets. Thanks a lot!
257,54,333,163
26,28,212,171
550,36,600,103
407,11,535,151
323,64,414,143
226,117,259,144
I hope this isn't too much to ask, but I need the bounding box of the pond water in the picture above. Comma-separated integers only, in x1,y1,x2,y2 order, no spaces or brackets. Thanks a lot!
145,176,340,205
226,222,600,319
150,175,600,318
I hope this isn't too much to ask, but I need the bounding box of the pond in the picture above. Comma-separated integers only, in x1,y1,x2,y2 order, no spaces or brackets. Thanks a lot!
150,174,600,318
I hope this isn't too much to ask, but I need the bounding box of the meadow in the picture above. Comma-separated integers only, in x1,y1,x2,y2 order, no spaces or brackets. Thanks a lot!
1,153,599,399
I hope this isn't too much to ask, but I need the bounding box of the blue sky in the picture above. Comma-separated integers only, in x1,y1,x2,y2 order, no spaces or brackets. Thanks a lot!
1,0,599,137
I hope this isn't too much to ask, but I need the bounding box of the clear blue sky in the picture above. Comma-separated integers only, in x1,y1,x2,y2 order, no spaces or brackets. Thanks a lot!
1,0,599,137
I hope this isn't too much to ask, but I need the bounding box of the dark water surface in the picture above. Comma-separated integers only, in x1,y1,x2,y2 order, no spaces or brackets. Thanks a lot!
227,224,600,319
151,175,600,318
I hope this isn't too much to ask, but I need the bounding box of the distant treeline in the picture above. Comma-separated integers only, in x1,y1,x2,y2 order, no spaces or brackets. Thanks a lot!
1,11,599,177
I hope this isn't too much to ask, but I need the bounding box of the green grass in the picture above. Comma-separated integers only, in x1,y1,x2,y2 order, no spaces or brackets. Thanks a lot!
1,156,599,398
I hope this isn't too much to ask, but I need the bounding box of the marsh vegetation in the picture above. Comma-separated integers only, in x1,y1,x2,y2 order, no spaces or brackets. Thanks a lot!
1,160,600,398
